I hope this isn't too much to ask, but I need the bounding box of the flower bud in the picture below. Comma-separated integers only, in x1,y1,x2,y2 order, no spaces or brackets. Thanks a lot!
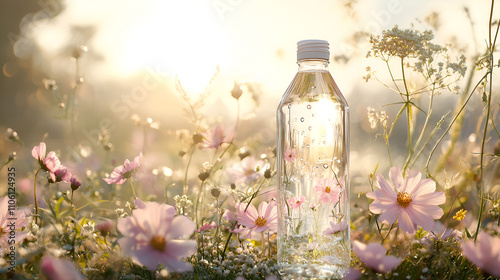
231,82,243,100
211,188,221,198
70,177,81,191
193,133,204,144
198,171,210,181
264,169,272,179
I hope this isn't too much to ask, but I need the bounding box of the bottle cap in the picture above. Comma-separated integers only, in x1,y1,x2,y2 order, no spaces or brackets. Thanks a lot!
297,39,329,61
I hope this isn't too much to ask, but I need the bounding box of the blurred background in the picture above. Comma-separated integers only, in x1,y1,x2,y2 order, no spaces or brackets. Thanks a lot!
0,0,496,197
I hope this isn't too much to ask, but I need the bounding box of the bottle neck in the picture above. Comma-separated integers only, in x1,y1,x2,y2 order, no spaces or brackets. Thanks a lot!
297,59,329,72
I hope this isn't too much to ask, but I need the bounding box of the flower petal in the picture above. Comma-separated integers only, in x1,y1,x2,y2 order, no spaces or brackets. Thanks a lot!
398,209,416,234
378,205,399,224
166,239,197,259
401,171,421,193
412,191,446,206
406,206,435,231
411,178,436,197
168,215,196,239
389,166,403,190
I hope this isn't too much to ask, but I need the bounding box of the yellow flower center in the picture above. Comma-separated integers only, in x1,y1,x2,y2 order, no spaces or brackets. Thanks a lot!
325,186,331,193
397,192,412,208
150,235,166,252
296,200,301,204
255,216,267,227
453,209,467,221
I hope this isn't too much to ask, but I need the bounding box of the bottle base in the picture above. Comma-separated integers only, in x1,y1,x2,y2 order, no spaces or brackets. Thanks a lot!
278,263,347,279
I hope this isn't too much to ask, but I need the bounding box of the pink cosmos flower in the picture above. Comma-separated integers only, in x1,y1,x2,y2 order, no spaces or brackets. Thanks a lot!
366,166,446,234
314,178,342,204
223,209,237,222
343,268,362,280
462,232,500,278
117,201,196,271
103,152,143,185
287,195,306,210
51,166,72,183
41,255,85,280
0,196,30,244
43,152,63,182
32,142,46,163
284,148,296,162
227,156,265,185
236,201,278,237
352,240,402,273
202,124,232,149
197,221,217,232
96,219,114,237
323,219,348,235
70,176,81,191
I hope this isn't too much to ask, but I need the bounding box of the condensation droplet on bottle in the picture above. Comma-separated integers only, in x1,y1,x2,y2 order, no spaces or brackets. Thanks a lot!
306,144,310,148
312,139,316,143
301,131,305,135
323,141,327,145
308,126,312,131
307,105,311,109
288,104,292,109
312,113,315,117
312,86,316,89
300,117,305,122
323,164,329,169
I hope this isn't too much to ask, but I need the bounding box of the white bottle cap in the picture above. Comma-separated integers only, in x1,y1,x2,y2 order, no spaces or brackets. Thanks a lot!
297,39,329,61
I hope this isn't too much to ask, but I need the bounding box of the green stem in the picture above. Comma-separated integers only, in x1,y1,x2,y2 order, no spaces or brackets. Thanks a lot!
183,144,195,196
401,57,413,175
425,73,489,177
408,91,434,169
474,0,498,241
33,168,42,224
129,179,136,199
195,180,205,226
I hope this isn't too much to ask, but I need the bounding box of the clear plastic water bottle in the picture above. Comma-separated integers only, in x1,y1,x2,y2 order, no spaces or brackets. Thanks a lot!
276,40,350,279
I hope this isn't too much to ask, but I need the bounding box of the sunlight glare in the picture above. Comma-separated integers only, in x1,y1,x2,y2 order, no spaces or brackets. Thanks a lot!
118,0,225,94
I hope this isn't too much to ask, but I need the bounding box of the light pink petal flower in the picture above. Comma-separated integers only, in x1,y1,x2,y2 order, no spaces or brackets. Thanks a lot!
284,148,296,162
343,268,362,280
32,142,46,161
0,196,30,244
41,255,84,280
353,240,402,273
226,156,265,185
103,152,143,185
117,201,196,272
223,209,237,222
203,124,232,149
323,219,348,235
366,167,445,234
197,221,217,232
313,178,342,204
236,201,277,233
53,166,72,183
287,195,306,210
462,232,500,278
43,152,62,182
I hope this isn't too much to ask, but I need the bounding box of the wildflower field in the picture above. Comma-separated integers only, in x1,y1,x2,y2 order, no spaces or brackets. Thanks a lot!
0,0,499,279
